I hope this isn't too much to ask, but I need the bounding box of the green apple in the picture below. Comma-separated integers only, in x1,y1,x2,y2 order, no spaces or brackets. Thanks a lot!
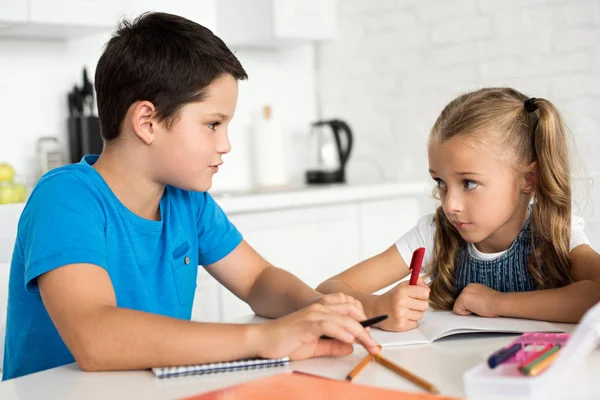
0,183,14,204
0,163,15,182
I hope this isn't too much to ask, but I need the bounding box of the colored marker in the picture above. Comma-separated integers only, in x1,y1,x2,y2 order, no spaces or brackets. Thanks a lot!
409,247,426,286
523,348,561,376
518,344,553,367
520,345,561,376
487,343,521,369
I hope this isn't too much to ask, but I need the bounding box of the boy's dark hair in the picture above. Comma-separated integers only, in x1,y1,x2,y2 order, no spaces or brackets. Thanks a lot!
95,12,248,141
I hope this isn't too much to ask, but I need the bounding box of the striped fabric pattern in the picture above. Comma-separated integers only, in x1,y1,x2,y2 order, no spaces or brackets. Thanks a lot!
455,218,538,295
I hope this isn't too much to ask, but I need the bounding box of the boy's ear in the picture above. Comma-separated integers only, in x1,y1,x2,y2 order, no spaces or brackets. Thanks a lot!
130,101,157,145
521,161,537,194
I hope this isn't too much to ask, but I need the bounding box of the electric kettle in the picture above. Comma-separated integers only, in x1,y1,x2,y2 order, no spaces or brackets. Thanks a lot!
305,119,353,184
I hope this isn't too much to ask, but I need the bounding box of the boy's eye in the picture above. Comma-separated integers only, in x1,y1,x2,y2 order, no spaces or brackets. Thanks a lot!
207,122,221,131
434,178,446,190
464,180,478,190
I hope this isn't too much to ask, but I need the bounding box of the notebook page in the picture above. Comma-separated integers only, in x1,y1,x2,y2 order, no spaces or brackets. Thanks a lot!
361,325,430,347
418,310,568,342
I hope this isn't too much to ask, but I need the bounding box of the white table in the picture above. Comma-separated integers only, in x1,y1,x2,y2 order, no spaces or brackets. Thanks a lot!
1,333,599,400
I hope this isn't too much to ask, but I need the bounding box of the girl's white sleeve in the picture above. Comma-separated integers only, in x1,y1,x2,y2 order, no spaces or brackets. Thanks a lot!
394,214,436,273
570,214,591,251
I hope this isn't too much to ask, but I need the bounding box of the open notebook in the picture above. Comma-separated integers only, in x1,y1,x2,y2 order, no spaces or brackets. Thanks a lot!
367,310,571,348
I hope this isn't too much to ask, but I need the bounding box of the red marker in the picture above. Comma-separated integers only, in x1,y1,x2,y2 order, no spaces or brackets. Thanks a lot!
409,247,426,286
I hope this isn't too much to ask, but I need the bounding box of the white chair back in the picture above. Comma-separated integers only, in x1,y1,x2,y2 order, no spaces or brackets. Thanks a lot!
0,203,24,373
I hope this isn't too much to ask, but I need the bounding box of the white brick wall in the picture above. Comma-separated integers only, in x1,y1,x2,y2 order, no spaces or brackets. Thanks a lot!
317,0,600,246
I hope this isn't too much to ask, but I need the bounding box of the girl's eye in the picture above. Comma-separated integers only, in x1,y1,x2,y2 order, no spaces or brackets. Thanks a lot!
207,122,221,131
434,178,446,190
464,180,478,190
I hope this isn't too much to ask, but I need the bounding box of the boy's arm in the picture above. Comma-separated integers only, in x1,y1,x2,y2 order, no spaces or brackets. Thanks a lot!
454,244,600,323
39,263,378,372
205,240,367,319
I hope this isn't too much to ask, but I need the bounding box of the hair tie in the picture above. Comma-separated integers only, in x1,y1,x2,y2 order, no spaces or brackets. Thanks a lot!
524,97,537,113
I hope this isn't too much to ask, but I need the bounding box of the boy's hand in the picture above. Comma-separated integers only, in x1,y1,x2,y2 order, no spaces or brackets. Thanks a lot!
453,283,501,317
254,303,379,361
314,292,368,321
373,278,430,332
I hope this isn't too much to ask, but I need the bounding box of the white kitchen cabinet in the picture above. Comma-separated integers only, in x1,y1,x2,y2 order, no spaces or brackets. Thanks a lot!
122,0,216,31
215,203,362,321
216,0,337,48
0,0,331,42
191,268,222,322
0,0,216,40
358,197,421,259
28,0,120,27
0,0,27,24
0,0,119,39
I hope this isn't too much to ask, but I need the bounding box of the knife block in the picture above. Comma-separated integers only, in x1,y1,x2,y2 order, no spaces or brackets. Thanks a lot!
68,116,103,163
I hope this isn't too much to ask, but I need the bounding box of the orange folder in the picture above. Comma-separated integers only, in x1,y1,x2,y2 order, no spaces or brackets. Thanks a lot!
182,372,463,400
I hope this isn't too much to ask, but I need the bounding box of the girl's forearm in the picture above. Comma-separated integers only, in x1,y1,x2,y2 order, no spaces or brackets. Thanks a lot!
496,280,600,323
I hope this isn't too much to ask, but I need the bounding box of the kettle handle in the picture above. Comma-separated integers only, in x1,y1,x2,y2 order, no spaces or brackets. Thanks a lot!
331,119,353,168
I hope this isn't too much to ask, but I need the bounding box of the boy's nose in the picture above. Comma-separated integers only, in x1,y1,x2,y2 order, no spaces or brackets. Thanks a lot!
217,132,232,154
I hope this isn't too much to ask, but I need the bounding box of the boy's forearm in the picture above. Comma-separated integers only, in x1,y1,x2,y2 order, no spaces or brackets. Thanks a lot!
316,280,379,317
246,266,323,318
74,306,261,372
495,280,600,323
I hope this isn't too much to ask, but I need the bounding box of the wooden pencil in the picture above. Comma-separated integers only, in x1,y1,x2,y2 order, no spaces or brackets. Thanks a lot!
345,353,373,381
373,353,439,395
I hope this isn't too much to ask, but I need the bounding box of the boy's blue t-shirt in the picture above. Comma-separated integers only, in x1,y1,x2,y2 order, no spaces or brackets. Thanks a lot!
2,155,242,380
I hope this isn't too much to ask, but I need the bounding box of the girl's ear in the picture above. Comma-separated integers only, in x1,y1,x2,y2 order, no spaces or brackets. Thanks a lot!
521,161,537,194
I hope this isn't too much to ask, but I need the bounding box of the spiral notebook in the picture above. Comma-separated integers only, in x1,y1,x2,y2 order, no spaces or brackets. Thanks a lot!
151,357,290,379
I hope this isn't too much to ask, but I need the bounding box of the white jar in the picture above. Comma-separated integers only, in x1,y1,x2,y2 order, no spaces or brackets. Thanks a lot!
251,105,289,189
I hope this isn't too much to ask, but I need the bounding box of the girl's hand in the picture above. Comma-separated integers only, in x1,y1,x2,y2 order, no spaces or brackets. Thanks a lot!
453,283,502,317
373,277,430,332
254,303,379,361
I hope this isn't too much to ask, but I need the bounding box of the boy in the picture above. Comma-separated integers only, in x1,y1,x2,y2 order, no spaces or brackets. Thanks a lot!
3,12,378,380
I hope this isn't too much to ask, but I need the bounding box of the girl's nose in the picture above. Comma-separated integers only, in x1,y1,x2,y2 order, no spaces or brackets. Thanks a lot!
444,188,463,213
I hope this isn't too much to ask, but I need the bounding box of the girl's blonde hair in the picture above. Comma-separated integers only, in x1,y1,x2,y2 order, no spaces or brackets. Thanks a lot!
427,87,572,310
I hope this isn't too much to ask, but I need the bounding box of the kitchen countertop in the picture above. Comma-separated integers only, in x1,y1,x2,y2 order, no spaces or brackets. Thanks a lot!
211,181,432,214
0,181,432,216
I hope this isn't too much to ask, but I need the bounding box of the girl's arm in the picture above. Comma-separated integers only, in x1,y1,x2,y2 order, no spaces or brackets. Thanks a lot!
317,245,430,331
206,240,367,319
454,244,600,323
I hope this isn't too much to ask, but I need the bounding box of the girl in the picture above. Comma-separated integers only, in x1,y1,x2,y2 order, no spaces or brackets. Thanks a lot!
317,87,600,332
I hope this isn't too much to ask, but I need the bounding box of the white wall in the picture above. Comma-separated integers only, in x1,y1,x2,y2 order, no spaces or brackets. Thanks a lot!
317,0,600,246
0,19,317,191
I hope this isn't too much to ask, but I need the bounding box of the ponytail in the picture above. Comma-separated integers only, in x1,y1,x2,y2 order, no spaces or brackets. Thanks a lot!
528,99,572,288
